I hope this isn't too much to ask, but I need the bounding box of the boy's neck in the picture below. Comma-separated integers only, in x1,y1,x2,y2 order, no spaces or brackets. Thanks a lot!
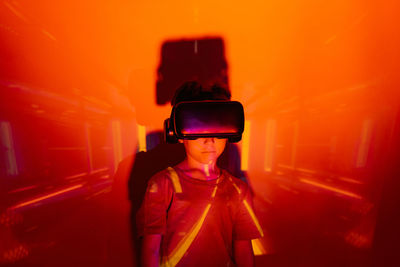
177,158,220,181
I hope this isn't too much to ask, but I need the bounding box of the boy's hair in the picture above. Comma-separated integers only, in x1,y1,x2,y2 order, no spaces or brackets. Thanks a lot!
171,81,231,106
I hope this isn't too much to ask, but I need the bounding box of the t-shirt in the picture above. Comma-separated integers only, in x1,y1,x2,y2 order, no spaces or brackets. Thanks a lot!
136,166,263,267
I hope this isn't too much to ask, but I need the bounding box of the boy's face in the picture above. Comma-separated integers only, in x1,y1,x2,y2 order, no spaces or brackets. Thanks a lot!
182,138,227,164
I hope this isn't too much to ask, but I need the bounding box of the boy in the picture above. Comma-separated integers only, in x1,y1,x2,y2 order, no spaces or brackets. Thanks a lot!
137,82,263,267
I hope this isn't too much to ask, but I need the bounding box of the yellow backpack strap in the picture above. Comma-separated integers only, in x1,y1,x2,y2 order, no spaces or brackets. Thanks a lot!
228,176,264,237
167,167,182,193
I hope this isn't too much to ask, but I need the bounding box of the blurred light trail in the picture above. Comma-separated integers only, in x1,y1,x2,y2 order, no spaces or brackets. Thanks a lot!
264,119,276,172
8,185,37,194
297,167,317,174
290,121,299,168
65,172,88,180
3,1,28,22
9,184,84,210
91,167,109,174
299,178,362,199
85,123,94,172
277,164,294,170
48,147,86,151
41,29,57,41
278,184,299,195
241,120,251,171
339,176,364,185
112,120,123,168
356,119,373,168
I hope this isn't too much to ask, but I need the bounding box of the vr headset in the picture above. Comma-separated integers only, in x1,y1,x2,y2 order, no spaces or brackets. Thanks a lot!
164,100,245,143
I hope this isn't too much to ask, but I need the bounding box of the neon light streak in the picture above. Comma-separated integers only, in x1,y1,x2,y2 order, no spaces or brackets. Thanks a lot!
41,29,56,41
48,147,86,151
299,178,362,199
264,119,276,172
84,123,93,173
241,120,251,171
356,119,372,167
138,124,147,152
91,167,109,174
3,1,28,22
339,176,363,184
277,164,295,170
297,167,317,174
9,184,84,210
65,172,88,180
8,185,37,194
290,121,299,168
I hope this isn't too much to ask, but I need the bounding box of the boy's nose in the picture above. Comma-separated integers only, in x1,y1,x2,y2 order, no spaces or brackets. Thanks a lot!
203,138,215,144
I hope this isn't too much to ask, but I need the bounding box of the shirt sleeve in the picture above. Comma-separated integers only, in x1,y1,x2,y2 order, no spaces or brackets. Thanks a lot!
136,171,172,236
233,182,264,240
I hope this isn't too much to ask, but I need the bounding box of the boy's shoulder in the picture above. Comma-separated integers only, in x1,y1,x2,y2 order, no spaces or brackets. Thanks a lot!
220,169,251,196
147,167,183,189
147,168,174,188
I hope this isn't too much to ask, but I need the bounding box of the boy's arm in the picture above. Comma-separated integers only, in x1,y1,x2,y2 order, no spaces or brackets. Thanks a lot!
142,234,162,267
234,240,254,267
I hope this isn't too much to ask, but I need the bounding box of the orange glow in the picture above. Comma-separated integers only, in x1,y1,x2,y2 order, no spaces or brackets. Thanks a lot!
1,0,399,265
252,238,267,256
138,125,147,152
264,119,276,172
299,178,362,199
9,184,84,210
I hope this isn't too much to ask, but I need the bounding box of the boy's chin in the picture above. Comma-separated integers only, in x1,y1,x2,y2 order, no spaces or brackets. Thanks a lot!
197,157,218,165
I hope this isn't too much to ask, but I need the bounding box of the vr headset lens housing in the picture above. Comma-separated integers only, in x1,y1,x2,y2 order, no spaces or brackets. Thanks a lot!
165,101,245,143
